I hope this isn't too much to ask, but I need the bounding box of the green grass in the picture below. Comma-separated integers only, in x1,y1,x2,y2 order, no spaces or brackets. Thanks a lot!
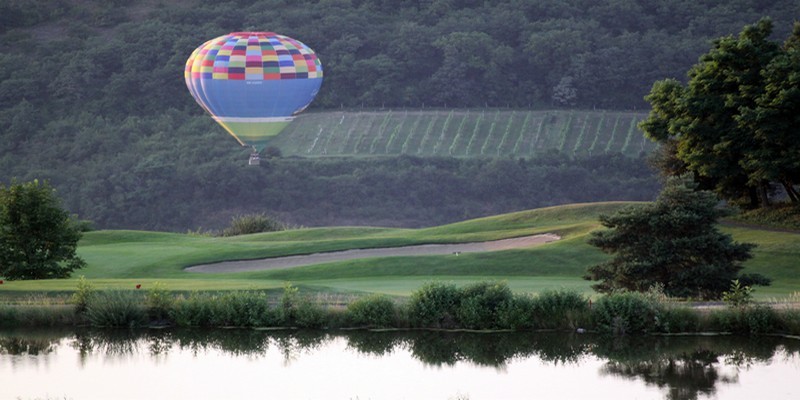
1,202,798,301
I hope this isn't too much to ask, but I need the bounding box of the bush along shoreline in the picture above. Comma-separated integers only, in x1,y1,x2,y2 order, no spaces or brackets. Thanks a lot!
1,280,799,337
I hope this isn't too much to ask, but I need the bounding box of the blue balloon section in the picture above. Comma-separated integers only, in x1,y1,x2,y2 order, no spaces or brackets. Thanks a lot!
193,78,323,118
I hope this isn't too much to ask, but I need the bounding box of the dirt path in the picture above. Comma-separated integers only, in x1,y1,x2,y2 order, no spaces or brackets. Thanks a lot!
186,233,561,274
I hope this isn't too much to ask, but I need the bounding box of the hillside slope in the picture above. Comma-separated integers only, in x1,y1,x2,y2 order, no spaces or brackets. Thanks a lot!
272,109,654,158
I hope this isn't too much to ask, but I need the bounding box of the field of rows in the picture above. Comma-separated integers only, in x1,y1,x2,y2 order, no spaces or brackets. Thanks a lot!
270,109,656,158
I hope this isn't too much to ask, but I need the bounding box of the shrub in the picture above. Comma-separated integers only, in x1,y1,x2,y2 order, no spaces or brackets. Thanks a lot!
656,306,701,333
347,294,397,328
531,290,590,330
709,305,778,335
722,279,753,308
71,275,94,313
456,281,514,330
86,291,147,328
145,281,173,321
209,291,272,327
170,292,215,327
221,213,286,236
280,282,299,324
408,282,460,328
776,309,800,335
294,298,326,328
0,305,78,327
497,294,536,330
593,292,661,335
0,306,18,327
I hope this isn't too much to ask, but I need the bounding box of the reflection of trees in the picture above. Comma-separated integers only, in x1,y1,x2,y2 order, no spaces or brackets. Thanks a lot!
601,350,728,400
303,330,584,368
345,331,403,356
0,337,58,356
594,336,799,400
3,327,799,399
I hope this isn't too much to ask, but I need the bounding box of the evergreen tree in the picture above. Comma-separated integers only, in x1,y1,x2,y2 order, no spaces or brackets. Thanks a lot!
585,177,761,300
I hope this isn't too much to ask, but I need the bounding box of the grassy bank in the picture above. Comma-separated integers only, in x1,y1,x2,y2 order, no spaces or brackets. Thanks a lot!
2,281,799,337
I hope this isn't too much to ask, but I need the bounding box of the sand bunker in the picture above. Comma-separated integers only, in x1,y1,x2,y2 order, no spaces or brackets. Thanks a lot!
186,233,561,274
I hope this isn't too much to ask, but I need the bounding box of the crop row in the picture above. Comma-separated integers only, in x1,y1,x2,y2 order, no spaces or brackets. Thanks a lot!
271,109,655,158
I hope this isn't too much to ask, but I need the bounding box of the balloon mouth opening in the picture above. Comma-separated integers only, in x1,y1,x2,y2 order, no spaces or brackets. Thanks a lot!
229,32,277,37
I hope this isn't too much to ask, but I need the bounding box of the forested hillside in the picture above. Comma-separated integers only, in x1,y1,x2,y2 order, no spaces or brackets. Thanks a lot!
2,0,795,230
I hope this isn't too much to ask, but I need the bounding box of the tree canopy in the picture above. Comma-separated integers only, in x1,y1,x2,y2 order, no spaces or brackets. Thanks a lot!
585,177,759,300
640,19,800,208
0,180,86,280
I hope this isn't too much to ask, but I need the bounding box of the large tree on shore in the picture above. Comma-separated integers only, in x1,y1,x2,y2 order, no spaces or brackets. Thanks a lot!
640,19,799,208
0,179,86,280
585,177,759,300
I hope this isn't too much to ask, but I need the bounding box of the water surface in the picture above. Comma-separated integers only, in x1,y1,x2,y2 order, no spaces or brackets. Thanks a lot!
1,329,798,400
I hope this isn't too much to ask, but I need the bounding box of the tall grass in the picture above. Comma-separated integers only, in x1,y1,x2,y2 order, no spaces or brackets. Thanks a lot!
85,291,147,328
221,213,286,236
0,305,78,327
4,280,800,335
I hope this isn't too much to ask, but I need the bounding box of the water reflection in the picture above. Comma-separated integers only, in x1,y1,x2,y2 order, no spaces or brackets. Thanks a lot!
1,329,798,399
592,335,796,400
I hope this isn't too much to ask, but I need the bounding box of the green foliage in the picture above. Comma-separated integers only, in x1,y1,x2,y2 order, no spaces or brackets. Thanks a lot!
0,304,78,327
347,294,397,328
496,295,536,330
530,289,590,330
280,282,299,323
709,305,779,335
0,179,86,280
586,176,757,300
722,280,754,308
656,306,701,334
730,204,800,231
408,282,461,328
456,281,514,330
85,291,147,328
145,281,173,321
221,213,286,237
71,275,94,313
593,292,662,335
170,292,215,328
641,19,800,208
294,298,326,329
212,291,275,327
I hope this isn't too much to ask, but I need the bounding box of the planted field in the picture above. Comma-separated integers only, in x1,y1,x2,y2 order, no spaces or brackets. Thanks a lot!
1,203,797,300
270,109,655,158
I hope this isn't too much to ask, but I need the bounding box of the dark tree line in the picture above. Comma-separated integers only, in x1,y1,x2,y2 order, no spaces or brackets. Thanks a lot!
1,149,660,231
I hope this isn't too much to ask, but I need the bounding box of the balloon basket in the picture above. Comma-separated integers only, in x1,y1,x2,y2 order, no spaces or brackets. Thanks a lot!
248,152,261,166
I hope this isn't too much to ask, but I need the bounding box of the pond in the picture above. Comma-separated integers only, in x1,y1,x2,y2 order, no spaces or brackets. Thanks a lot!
1,329,798,400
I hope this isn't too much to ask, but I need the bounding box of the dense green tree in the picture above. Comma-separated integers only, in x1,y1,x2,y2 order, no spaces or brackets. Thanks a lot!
585,177,758,300
640,19,799,208
738,23,800,203
0,180,86,280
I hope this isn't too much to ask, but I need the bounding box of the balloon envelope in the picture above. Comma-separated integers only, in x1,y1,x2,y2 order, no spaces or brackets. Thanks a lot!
185,32,323,151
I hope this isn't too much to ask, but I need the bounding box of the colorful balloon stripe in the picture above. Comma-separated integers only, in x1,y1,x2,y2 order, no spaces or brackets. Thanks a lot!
185,32,323,81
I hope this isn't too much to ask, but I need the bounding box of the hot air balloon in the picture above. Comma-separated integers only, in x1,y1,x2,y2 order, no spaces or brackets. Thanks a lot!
185,32,323,165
